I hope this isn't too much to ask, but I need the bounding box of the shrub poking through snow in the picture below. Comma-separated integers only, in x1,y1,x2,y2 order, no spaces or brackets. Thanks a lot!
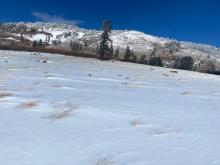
45,103,78,121
16,101,38,110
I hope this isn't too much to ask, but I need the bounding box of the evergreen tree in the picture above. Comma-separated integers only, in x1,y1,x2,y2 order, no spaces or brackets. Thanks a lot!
175,56,194,70
114,48,120,60
124,46,132,62
38,39,43,47
140,55,147,64
32,40,38,47
99,20,113,60
150,56,163,67
131,54,137,63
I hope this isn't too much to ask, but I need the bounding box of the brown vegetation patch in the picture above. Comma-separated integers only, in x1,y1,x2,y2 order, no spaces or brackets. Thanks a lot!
181,92,191,95
170,70,178,73
0,44,97,59
46,103,78,121
16,101,38,110
0,92,12,99
51,84,62,88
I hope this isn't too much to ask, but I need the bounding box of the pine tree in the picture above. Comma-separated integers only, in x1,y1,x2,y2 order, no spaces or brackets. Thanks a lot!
140,55,147,64
174,56,193,70
99,20,113,60
124,46,132,62
114,48,120,60
32,40,38,47
38,39,43,47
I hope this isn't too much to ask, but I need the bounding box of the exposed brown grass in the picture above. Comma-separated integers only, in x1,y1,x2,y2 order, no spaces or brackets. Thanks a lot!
46,103,78,121
0,92,12,99
170,70,178,73
0,44,97,59
51,84,62,88
16,101,38,110
181,92,191,95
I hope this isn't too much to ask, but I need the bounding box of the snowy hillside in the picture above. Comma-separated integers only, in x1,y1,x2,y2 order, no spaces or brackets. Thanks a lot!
1,50,220,165
1,22,220,60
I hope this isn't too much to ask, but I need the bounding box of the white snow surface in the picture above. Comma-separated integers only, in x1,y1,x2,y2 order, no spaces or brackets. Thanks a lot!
1,50,220,165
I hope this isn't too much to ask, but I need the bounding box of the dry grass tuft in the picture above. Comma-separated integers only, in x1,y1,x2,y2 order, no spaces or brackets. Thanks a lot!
51,84,62,88
0,92,12,99
16,101,38,110
46,103,78,121
181,92,191,95
170,70,178,73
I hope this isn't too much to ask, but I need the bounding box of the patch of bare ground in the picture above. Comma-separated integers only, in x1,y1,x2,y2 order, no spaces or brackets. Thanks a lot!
46,103,78,121
0,92,12,99
16,101,38,110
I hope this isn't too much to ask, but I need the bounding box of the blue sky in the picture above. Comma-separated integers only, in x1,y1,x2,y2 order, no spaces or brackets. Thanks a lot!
0,0,220,46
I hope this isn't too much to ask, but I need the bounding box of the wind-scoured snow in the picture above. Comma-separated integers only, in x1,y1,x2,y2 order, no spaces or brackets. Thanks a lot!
0,50,220,165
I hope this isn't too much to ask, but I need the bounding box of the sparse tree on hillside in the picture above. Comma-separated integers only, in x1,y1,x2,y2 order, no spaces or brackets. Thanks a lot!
124,46,133,62
32,40,38,47
150,56,163,67
131,55,137,63
149,43,163,66
140,55,147,64
32,39,43,48
38,39,43,47
99,20,113,60
30,27,38,34
114,47,120,60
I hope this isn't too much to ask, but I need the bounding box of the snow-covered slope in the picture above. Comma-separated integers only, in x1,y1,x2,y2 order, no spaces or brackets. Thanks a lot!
1,50,220,165
2,22,220,60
